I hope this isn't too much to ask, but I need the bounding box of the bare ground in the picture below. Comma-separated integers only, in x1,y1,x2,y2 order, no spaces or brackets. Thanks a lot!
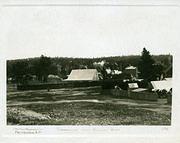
7,87,171,125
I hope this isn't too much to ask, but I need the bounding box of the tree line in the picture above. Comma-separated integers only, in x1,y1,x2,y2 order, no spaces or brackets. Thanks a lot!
7,48,172,83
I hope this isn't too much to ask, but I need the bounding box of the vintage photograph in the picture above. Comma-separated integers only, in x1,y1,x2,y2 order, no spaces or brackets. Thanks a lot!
6,6,174,126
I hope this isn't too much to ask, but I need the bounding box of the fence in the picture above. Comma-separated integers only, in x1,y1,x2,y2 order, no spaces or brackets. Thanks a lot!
17,80,102,90
110,89,158,101
17,79,125,90
167,93,172,104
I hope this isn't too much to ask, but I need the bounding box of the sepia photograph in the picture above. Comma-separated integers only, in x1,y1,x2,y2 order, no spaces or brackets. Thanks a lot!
4,4,175,126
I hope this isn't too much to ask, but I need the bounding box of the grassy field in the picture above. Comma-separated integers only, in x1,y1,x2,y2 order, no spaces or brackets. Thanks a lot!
7,85,171,125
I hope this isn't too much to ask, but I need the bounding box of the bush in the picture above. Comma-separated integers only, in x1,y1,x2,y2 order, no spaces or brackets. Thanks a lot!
156,89,170,98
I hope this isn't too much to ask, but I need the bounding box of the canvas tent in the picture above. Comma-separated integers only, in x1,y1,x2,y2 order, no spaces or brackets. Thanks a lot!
150,78,172,91
66,69,99,81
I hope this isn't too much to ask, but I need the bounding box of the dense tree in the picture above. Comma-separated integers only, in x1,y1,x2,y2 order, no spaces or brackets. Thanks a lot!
34,55,57,82
138,48,166,81
138,48,155,81
152,63,164,80
7,60,29,83
7,53,171,83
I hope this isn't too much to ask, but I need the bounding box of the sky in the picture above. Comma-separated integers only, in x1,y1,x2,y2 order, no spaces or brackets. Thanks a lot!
1,6,179,60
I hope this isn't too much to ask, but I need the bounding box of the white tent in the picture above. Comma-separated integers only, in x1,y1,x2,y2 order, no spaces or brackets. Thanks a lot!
151,78,172,91
66,69,99,81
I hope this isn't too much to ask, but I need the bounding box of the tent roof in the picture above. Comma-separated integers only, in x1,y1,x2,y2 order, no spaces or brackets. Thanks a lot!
151,79,172,91
66,69,99,81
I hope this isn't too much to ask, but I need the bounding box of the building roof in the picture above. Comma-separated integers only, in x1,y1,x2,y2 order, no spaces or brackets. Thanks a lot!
125,66,137,70
151,79,172,91
66,69,99,81
132,88,148,92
